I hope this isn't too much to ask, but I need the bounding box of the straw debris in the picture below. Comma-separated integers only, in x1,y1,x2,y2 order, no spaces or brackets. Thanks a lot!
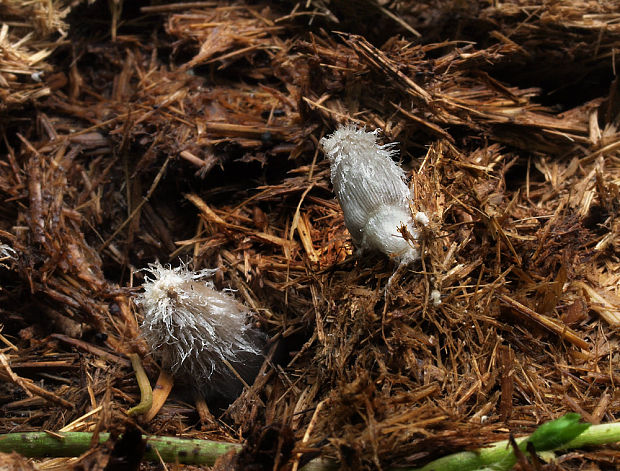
0,1,618,470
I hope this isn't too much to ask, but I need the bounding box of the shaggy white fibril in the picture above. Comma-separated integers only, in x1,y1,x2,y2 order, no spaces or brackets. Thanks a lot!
321,125,424,263
136,262,264,398
0,244,16,269
0,244,15,259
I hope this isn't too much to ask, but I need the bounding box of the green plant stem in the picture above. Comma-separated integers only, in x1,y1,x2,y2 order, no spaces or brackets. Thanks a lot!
413,437,521,471
0,432,239,465
562,422,620,449
413,422,620,471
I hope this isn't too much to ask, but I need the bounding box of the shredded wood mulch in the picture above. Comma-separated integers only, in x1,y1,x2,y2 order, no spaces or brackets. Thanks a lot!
0,1,619,470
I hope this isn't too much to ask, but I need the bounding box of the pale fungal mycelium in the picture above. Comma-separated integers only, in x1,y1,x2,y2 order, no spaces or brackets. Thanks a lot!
136,262,265,399
320,124,428,265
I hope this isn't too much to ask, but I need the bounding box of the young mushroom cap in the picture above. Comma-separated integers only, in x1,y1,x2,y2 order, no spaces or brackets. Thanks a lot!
321,125,422,263
136,262,264,399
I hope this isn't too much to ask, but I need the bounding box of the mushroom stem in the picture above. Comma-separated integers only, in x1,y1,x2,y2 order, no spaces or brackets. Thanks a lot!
127,353,153,416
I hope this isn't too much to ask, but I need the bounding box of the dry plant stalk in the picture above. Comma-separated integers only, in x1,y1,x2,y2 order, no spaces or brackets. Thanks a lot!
0,1,618,470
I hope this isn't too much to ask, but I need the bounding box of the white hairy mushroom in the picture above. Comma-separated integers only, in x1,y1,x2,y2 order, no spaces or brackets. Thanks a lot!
321,125,425,264
136,262,264,399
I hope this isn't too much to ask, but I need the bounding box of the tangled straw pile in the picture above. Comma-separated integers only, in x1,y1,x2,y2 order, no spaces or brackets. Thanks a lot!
0,1,618,469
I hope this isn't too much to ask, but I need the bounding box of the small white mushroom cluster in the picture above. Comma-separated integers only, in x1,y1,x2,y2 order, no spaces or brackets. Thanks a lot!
321,124,427,264
136,124,430,400
136,262,264,399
